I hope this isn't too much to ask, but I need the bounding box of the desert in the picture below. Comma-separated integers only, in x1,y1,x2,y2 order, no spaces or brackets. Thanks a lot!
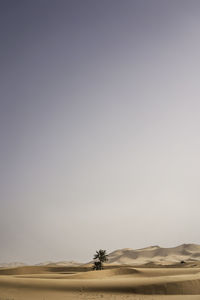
1,1,200,299
1,244,200,299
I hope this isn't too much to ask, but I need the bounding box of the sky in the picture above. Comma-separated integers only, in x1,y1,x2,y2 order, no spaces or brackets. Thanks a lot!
1,0,200,264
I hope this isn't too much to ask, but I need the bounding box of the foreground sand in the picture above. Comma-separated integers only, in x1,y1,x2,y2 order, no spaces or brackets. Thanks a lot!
1,265,200,299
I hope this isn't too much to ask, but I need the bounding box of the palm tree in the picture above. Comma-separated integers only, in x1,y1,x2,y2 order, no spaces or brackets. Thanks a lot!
92,261,102,270
93,249,108,270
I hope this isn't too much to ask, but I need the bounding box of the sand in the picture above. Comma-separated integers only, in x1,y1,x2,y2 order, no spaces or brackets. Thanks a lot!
106,244,200,266
1,265,200,299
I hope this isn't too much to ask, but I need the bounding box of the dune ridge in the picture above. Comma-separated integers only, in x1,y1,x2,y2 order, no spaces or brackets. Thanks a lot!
2,244,200,268
107,243,200,265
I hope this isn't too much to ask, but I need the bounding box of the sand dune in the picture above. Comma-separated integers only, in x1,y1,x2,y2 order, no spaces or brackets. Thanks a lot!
1,265,200,299
0,262,27,268
0,265,89,275
36,260,82,267
1,244,200,299
2,243,199,270
107,244,200,265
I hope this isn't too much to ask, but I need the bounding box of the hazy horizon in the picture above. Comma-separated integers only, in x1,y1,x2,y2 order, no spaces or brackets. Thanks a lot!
1,0,200,264
1,242,200,265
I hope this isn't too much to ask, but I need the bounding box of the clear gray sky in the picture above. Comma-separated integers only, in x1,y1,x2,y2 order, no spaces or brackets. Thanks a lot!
1,0,200,264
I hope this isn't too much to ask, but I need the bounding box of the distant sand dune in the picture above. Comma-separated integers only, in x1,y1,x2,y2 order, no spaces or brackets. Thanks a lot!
107,244,200,265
